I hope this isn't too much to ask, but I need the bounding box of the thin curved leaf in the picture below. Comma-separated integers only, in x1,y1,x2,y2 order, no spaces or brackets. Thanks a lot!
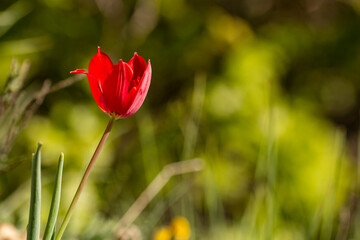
43,153,64,240
27,142,42,240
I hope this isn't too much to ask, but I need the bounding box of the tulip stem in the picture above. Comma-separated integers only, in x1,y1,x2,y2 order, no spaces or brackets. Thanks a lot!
55,117,115,240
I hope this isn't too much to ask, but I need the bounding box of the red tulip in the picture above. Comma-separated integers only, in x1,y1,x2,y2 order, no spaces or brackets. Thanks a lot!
71,47,151,119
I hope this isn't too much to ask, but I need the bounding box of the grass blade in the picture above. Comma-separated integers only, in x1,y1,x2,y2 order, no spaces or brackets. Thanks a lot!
43,153,64,240
51,229,55,240
27,142,42,240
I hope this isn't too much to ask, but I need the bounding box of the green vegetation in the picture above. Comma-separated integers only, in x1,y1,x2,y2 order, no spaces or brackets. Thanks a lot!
1,0,360,239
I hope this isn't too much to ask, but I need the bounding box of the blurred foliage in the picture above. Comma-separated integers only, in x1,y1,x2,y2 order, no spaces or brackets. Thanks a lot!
1,0,360,239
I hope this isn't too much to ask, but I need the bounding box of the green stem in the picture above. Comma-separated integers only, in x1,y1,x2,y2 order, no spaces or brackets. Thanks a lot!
55,117,115,240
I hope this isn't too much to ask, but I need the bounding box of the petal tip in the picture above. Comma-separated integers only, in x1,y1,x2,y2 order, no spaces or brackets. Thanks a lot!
70,69,88,74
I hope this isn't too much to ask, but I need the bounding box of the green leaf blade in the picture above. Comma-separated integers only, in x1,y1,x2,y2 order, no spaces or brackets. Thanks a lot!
43,153,64,240
27,142,42,240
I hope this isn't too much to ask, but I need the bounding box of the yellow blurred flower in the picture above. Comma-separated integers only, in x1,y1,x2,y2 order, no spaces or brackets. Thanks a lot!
171,217,191,240
154,226,172,240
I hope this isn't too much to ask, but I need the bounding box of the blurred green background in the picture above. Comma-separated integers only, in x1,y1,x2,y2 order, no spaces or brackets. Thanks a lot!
1,0,360,239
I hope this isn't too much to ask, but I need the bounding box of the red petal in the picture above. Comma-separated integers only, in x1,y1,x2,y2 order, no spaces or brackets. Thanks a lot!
122,60,151,118
88,47,113,91
127,52,147,83
70,69,87,74
127,53,146,91
119,61,134,104
70,68,109,113
102,61,134,115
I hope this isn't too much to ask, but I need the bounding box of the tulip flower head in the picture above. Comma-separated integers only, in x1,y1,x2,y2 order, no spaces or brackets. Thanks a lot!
71,47,151,119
